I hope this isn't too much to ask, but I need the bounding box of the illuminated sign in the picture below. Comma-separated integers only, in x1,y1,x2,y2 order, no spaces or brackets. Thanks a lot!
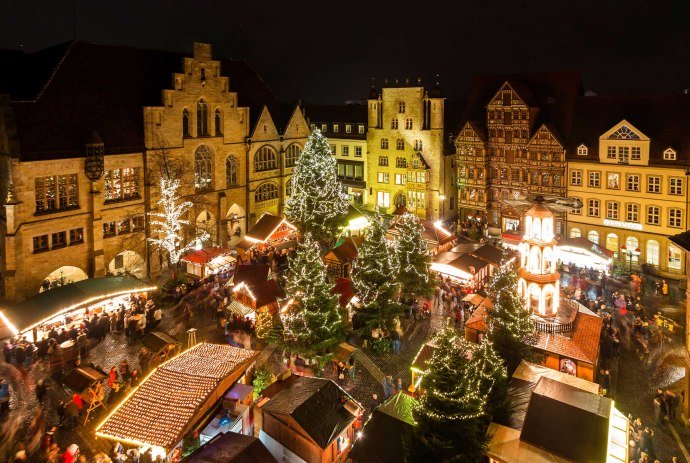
603,219,643,231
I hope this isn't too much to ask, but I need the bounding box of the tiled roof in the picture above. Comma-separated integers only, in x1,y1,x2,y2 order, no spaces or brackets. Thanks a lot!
535,310,602,364
670,230,690,253
458,70,583,140
566,94,690,165
233,264,270,288
0,41,280,160
251,279,284,309
470,244,504,266
450,253,490,274
303,104,367,124
465,304,489,333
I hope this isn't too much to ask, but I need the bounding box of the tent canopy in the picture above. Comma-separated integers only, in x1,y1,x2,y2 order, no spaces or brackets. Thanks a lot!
0,276,155,335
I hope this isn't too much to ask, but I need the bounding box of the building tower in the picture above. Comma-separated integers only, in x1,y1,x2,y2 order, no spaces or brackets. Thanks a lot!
517,203,559,316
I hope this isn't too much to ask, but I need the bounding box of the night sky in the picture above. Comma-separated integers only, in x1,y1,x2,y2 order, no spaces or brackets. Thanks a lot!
2,0,690,103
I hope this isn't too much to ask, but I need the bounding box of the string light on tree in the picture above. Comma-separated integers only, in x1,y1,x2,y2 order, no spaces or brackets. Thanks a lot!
285,128,348,244
393,212,436,299
148,177,209,266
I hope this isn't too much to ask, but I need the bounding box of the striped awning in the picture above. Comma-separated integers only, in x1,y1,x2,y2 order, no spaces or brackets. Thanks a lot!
227,300,254,317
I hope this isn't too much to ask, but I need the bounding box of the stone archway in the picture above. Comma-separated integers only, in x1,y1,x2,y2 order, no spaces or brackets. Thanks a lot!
196,209,216,246
40,266,88,293
108,250,146,279
226,203,246,246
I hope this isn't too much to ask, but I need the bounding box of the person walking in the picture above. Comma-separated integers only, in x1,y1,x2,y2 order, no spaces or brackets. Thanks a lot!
382,375,393,399
348,357,355,382
370,394,379,410
391,330,401,354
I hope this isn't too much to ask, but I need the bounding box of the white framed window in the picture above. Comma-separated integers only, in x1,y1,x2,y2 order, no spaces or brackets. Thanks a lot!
606,146,616,159
669,243,682,270
358,124,365,134
618,146,629,163
377,191,390,208
606,201,619,220
663,147,677,160
346,124,352,133
670,177,683,195
377,172,389,183
355,146,362,157
607,172,620,189
570,228,581,238
588,199,600,217
631,146,641,160
333,124,339,133
626,203,639,223
577,144,588,156
669,208,682,228
647,176,661,193
321,124,327,132
342,145,349,156
626,174,639,191
646,240,660,266
405,118,413,130
647,206,660,225
588,230,599,244
395,173,406,185
588,171,600,188
570,170,582,186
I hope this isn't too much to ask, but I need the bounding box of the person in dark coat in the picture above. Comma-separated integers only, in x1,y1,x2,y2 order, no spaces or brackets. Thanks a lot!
3,342,11,363
14,343,25,366
98,315,110,341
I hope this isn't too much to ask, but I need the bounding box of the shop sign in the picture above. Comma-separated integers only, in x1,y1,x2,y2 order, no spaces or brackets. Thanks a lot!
603,219,643,231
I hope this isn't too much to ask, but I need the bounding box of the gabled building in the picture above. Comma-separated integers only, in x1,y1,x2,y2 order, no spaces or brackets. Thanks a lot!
566,94,690,277
454,71,582,237
0,41,307,302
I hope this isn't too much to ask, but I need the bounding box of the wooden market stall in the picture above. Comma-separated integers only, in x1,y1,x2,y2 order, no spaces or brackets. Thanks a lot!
95,343,258,457
387,216,457,256
180,248,237,279
0,276,156,342
258,375,363,463
182,432,277,463
234,214,297,253
229,264,284,322
323,237,360,278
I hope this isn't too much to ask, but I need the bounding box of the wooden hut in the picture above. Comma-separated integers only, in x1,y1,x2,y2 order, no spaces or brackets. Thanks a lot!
323,237,360,278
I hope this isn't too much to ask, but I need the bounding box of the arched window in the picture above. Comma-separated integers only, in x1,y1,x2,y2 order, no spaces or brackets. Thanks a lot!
254,146,277,172
286,177,293,197
606,233,618,254
625,236,640,263
381,138,389,149
646,240,659,266
396,139,404,150
391,118,399,129
395,193,406,207
569,227,581,238
197,99,208,136
215,109,222,136
398,101,405,113
587,230,599,244
414,140,423,151
182,109,191,138
254,182,278,203
226,155,237,187
194,145,213,190
284,144,302,168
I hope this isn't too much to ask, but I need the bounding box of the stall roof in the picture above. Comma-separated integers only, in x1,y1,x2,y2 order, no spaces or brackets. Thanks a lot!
0,276,156,334
141,332,180,355
63,366,107,393
348,393,418,463
181,247,235,265
249,280,284,309
470,244,505,266
534,307,603,364
233,265,270,288
246,214,293,243
260,376,360,450
182,432,277,463
464,304,490,334
228,300,254,317
96,343,258,450
326,237,361,264
450,253,490,274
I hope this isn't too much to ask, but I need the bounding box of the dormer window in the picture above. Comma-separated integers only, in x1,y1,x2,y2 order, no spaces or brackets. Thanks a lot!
358,125,365,134
663,147,677,160
321,124,327,132
333,124,339,133
346,124,352,133
577,144,588,156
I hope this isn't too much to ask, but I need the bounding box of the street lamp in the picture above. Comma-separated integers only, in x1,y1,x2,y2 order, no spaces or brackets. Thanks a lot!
620,245,641,273
439,194,446,221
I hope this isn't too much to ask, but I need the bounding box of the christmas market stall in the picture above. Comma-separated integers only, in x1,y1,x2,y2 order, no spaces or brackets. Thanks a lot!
182,432,277,463
323,237,361,278
387,216,457,256
485,361,628,463
227,264,284,322
140,331,181,370
257,375,363,463
0,276,156,342
63,365,108,424
95,343,258,458
233,213,297,254
409,341,436,393
348,393,417,463
463,296,493,343
556,236,614,273
430,251,490,290
180,248,237,279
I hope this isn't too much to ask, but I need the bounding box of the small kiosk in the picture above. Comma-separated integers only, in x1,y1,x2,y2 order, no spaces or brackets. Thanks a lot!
234,214,297,254
180,248,237,279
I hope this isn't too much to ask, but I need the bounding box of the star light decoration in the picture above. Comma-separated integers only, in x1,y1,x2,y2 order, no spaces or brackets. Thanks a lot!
148,177,209,265
96,343,256,450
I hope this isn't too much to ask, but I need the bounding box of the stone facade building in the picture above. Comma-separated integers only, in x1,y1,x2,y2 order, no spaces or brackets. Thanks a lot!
0,41,306,302
454,72,582,237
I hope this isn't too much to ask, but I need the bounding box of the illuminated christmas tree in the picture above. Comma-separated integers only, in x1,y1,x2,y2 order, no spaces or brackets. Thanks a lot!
394,212,435,298
285,129,348,244
281,233,343,354
412,325,487,462
351,210,401,333
471,336,509,422
486,263,536,375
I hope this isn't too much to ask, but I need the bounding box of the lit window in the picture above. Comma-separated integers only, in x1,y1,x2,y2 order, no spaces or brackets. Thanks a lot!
569,228,581,238
105,168,140,202
346,124,352,133
35,174,79,212
607,173,620,189
358,125,365,134
395,173,406,185
377,172,389,183
587,230,599,244
577,144,588,156
663,148,677,160
377,191,390,207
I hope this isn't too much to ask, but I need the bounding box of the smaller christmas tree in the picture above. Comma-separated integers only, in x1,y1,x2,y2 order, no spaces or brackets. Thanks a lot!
351,210,401,333
394,213,436,299
486,262,536,375
471,336,509,422
412,325,487,462
281,233,344,355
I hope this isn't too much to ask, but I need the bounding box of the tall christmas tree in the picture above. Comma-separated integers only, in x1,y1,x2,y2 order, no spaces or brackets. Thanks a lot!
486,263,536,375
471,336,509,422
351,210,401,333
412,325,487,462
281,233,344,354
394,213,436,299
285,129,348,244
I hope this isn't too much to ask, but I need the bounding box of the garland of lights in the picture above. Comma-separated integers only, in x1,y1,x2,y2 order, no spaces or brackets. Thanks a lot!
351,210,401,331
487,263,535,341
393,213,435,297
285,129,349,243
281,233,343,354
148,177,209,265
